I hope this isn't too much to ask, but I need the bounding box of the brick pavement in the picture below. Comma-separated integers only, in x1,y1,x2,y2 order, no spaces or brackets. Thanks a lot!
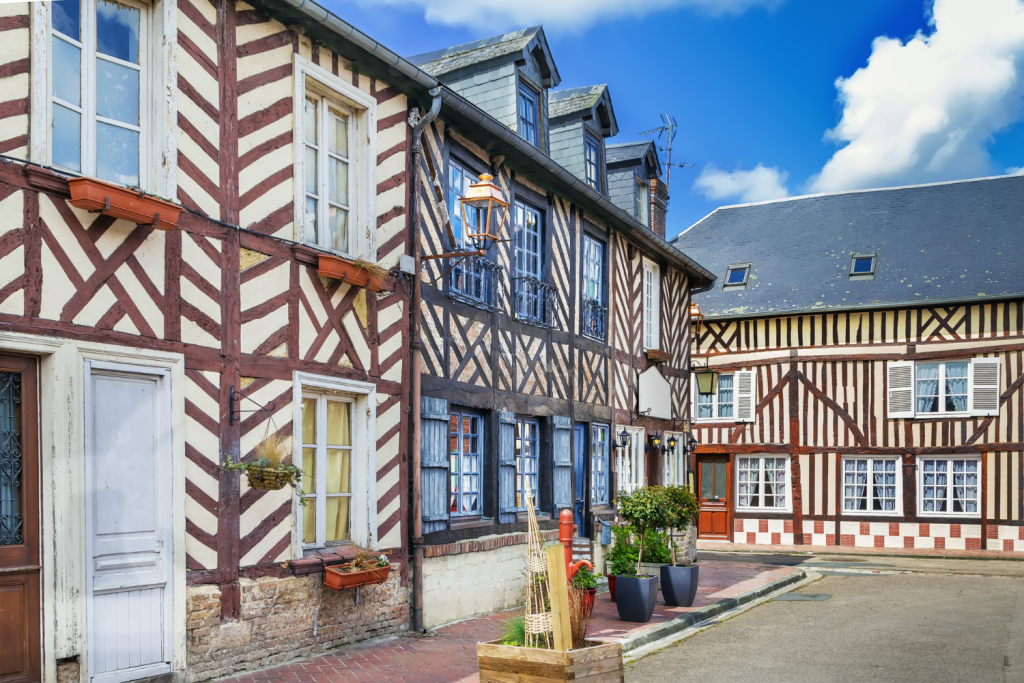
698,539,1024,560
219,560,792,683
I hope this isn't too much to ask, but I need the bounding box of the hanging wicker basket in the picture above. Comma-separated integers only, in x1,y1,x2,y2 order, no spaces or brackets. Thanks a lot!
245,466,293,491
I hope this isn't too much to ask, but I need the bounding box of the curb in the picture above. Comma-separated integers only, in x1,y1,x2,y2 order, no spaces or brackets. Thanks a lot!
697,546,1024,563
616,569,806,653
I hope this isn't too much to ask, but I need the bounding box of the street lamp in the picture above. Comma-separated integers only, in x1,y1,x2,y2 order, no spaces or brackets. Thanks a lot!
459,174,508,252
617,428,631,450
695,368,720,396
667,434,678,451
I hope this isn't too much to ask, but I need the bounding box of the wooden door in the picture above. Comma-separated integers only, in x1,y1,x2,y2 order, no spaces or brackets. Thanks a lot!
86,362,172,683
572,425,586,535
0,355,40,683
696,455,730,539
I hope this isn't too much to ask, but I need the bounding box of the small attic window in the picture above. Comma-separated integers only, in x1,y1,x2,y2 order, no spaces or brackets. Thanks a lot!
724,264,750,288
851,254,876,279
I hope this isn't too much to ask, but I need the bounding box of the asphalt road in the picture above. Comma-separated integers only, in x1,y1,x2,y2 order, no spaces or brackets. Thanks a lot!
626,571,1024,682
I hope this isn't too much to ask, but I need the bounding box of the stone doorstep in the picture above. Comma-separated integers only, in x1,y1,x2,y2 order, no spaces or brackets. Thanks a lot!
611,569,806,653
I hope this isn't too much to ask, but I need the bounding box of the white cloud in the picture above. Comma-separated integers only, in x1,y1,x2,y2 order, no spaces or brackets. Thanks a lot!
693,163,791,203
356,0,784,32
1007,165,1024,174
809,0,1024,193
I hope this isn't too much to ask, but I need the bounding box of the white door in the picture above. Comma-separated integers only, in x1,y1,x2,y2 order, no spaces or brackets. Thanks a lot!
85,362,173,683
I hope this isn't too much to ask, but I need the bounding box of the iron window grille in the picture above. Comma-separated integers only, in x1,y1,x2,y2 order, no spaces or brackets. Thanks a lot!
581,296,607,340
449,254,502,311
514,276,557,328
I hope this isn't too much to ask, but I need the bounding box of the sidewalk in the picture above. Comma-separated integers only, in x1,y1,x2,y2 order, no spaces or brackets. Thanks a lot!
698,539,1024,561
220,560,797,683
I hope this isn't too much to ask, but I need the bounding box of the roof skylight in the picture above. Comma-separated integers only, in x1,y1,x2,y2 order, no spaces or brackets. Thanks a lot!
724,264,750,288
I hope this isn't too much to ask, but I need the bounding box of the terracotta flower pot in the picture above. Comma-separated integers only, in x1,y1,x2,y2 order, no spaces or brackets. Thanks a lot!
317,254,385,291
607,574,616,602
323,564,391,590
67,177,181,229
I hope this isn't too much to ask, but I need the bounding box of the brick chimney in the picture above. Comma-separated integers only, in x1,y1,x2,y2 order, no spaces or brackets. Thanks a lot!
649,177,669,238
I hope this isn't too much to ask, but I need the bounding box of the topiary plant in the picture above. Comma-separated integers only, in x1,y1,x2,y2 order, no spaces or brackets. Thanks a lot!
616,486,671,576
663,485,701,566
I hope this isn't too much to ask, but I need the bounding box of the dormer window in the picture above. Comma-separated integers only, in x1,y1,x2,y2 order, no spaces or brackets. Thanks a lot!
635,180,649,225
585,134,601,191
850,253,876,279
518,84,539,146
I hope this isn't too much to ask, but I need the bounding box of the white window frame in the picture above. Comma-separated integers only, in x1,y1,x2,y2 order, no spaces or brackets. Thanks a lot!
299,391,355,549
917,456,981,518
642,258,660,350
294,54,376,261
663,431,687,487
292,372,376,555
736,455,792,513
914,360,969,416
887,358,1000,419
635,179,649,225
614,426,644,492
32,0,177,196
840,456,902,516
694,372,735,422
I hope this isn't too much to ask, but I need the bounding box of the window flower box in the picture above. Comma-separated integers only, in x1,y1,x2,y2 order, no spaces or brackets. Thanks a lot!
323,563,391,590
67,177,181,230
317,254,386,292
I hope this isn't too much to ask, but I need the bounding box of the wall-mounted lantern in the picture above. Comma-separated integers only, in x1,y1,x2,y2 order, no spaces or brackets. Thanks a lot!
459,174,508,252
617,428,631,450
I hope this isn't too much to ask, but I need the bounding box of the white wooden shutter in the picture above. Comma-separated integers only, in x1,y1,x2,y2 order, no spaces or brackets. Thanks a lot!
887,360,915,419
735,370,756,423
969,358,1001,417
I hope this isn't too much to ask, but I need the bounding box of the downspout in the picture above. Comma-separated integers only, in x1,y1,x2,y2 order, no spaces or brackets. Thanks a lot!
409,87,442,634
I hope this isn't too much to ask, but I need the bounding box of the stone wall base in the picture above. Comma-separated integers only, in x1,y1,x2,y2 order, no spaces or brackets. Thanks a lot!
186,571,409,682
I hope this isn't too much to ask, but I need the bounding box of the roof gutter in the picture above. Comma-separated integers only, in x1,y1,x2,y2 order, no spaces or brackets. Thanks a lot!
257,0,715,286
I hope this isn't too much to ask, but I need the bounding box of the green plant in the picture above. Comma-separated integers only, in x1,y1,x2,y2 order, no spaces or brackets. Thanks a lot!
616,486,671,576
498,614,526,647
607,526,638,576
640,531,674,564
223,433,304,499
570,564,597,590
663,485,701,566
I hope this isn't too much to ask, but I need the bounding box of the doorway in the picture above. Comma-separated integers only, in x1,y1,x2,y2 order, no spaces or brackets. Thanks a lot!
573,424,586,536
696,455,730,539
0,354,40,683
85,362,173,683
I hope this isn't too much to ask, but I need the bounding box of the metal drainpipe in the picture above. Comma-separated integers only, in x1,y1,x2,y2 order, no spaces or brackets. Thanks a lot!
409,87,441,634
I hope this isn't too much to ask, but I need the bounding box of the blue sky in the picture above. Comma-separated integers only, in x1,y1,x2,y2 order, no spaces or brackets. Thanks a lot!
323,0,1024,239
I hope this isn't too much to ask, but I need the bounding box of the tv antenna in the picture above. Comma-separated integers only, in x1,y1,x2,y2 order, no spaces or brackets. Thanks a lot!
641,114,693,194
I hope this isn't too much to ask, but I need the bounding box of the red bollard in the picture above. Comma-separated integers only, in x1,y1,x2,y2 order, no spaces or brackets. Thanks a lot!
559,509,593,580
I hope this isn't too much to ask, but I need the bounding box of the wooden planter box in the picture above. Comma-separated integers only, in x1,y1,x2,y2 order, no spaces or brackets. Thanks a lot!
323,564,391,590
68,177,181,229
477,640,623,683
317,254,385,291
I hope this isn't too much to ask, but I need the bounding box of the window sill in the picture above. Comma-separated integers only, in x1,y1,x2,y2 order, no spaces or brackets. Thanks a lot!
290,545,397,575
516,511,552,523
450,516,494,531
916,512,982,519
736,507,793,515
840,510,904,517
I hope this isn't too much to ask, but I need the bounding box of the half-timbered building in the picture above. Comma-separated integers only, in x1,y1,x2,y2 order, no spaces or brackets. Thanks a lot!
406,27,714,629
676,174,1024,553
0,1,428,680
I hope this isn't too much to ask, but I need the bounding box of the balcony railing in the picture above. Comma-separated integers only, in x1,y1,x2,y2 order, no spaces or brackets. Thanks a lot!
513,275,557,328
581,296,607,340
449,254,502,311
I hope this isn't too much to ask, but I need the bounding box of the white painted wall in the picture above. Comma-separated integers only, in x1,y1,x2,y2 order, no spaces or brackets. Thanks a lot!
421,541,529,629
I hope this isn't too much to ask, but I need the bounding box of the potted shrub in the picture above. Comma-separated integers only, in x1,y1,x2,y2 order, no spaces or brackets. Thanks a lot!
614,486,670,623
324,547,392,590
224,433,301,491
569,564,597,616
660,485,701,607
605,525,638,602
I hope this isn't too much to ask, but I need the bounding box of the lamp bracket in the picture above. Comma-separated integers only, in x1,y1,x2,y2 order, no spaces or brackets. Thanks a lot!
229,385,276,425
629,408,652,425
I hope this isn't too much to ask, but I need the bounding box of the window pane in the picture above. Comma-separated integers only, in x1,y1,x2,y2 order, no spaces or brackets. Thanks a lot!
53,0,81,40
305,197,318,243
945,362,968,412
303,97,318,145
304,145,318,195
301,398,316,444
917,363,939,413
95,121,139,186
727,268,747,284
853,257,873,274
325,496,350,542
326,207,348,253
52,104,82,173
329,157,349,206
718,374,734,418
325,449,350,494
302,501,315,544
714,461,728,499
53,38,81,107
0,371,23,546
301,447,316,495
96,58,139,125
96,0,139,64
325,401,350,446
327,108,348,157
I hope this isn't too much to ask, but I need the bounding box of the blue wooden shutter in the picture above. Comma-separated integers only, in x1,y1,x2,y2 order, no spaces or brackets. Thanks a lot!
552,416,572,511
421,397,450,534
497,410,517,524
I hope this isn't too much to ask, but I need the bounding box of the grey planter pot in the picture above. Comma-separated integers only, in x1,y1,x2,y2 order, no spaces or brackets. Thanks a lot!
660,564,699,607
614,575,659,623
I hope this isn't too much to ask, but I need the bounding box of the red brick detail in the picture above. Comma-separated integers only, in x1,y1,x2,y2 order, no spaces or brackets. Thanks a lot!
889,523,900,537
814,520,824,534
758,519,769,533
735,518,744,533
422,529,558,559
771,533,781,545
1020,527,1024,541
919,523,930,537
1004,539,1015,552
966,538,982,550
784,520,794,534
987,525,999,539
903,536,914,549
950,524,961,538
825,534,836,545
747,532,756,544
859,522,870,536
874,535,884,548
840,534,855,546
934,536,946,549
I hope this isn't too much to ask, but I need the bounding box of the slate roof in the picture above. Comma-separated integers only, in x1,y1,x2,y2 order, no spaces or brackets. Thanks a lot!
549,85,605,118
409,26,559,84
606,141,654,164
673,174,1024,319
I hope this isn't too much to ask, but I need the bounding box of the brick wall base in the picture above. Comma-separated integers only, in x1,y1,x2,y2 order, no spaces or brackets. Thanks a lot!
732,518,1024,551
186,571,409,682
